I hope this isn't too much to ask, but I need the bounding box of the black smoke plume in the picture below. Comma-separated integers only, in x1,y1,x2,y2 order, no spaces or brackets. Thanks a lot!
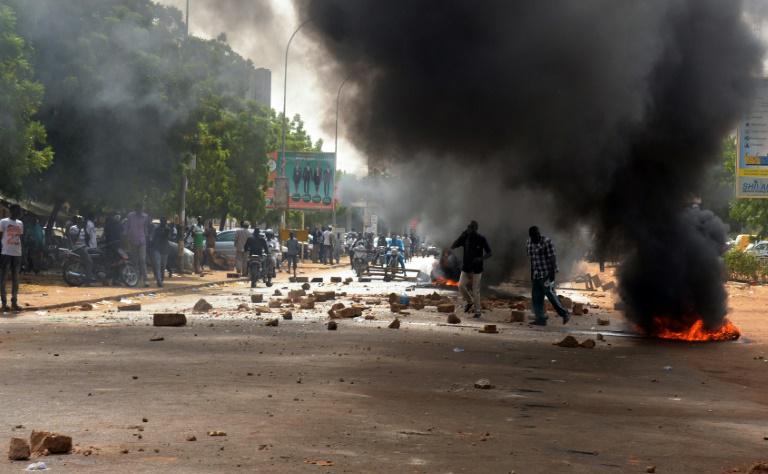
304,0,763,331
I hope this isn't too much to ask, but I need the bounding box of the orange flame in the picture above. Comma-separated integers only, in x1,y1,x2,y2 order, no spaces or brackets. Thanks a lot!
651,316,740,342
433,277,459,287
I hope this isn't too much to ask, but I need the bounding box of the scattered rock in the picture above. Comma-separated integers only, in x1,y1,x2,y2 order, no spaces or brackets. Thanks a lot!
344,278,354,283
253,306,271,314
193,299,213,313
447,314,461,324
186,435,197,442
8,437,30,460
331,302,345,311
153,313,186,327
30,431,72,455
226,272,240,278
474,378,493,389
207,431,226,437
390,303,405,313
358,277,372,283
282,311,293,320
388,293,399,304
580,339,596,349
597,318,610,326
510,310,526,323
294,277,309,283
251,294,263,303
437,303,455,313
265,318,279,327
365,299,381,305
311,277,324,283
149,337,165,342
289,289,306,300
646,466,656,474
602,281,616,291
749,462,768,474
572,302,584,315
268,300,283,309
555,336,581,348
80,303,94,311
596,333,605,341
479,324,498,334
299,298,315,310
388,318,401,329
331,277,342,283
118,303,141,312
327,321,338,330
273,289,282,296
237,303,250,311
301,282,311,291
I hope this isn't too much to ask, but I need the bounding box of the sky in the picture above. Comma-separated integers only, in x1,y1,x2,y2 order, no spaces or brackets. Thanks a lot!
156,0,368,175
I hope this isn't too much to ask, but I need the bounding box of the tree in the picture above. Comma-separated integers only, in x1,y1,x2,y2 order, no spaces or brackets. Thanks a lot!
0,2,52,197
719,136,768,235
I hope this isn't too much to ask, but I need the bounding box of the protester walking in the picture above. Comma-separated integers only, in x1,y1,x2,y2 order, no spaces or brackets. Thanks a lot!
451,220,492,318
234,221,250,276
322,227,333,265
0,205,24,312
151,217,171,287
526,226,570,325
126,206,150,287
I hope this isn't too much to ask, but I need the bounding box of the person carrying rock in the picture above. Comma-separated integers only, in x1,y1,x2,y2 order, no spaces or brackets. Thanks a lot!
526,226,570,325
451,220,492,318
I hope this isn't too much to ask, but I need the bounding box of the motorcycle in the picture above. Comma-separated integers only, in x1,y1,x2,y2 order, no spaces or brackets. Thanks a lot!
352,244,372,277
248,254,272,288
384,246,404,279
62,246,139,287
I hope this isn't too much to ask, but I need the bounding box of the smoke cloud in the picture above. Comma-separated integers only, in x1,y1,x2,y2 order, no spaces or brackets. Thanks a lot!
304,0,763,331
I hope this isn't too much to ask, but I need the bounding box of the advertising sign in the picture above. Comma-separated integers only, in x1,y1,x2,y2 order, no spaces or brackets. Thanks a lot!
737,79,768,198
265,151,337,210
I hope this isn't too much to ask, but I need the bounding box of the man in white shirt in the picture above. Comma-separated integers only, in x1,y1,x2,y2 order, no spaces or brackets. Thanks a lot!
0,205,24,312
322,227,333,265
234,221,251,276
85,214,97,249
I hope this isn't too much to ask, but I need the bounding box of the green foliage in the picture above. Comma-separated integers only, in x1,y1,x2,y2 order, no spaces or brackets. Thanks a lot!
724,248,767,282
0,3,53,196
720,136,768,235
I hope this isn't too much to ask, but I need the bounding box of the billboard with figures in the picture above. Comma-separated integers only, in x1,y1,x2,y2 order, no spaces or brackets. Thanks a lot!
737,79,768,198
265,151,337,210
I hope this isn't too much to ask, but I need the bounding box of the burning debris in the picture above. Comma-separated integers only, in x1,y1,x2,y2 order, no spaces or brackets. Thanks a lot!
304,0,763,340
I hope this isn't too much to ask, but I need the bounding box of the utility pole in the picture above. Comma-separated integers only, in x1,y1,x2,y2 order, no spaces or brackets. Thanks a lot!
178,0,191,267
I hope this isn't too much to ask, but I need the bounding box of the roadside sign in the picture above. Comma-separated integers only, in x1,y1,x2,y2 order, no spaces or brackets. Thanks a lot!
265,151,337,210
737,79,768,198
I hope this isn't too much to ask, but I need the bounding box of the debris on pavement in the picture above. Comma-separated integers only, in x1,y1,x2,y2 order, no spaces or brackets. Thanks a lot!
149,337,165,342
474,378,493,389
9,437,30,460
30,431,72,455
193,299,213,313
437,303,455,313
447,314,461,324
250,294,263,303
207,431,226,437
305,460,334,466
237,303,250,311
265,318,279,327
153,313,187,327
555,336,581,348
479,324,498,334
185,435,197,442
580,338,596,349
327,321,338,330
80,303,94,311
282,311,293,320
388,318,401,329
24,462,47,471
597,318,610,326
301,283,311,291
118,303,141,312
510,310,526,322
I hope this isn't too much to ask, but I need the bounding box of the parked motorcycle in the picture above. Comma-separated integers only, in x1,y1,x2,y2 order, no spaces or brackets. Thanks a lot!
62,246,139,287
248,254,272,288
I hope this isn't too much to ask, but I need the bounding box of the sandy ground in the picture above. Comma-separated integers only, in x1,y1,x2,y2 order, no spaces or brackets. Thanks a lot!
0,259,765,473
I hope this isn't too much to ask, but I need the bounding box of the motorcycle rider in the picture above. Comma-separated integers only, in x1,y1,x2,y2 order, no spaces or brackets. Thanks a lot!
69,216,95,284
244,229,269,288
389,234,406,271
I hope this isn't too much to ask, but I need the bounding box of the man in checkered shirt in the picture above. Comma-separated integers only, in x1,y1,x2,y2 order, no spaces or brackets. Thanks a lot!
526,226,570,325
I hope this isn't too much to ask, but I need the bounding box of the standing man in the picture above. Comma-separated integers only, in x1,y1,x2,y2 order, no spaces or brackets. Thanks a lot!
234,221,250,276
285,231,300,277
322,166,332,198
192,217,205,274
302,164,312,195
0,205,24,312
204,221,217,269
126,206,150,287
451,221,491,318
526,226,570,325
322,226,333,265
151,217,171,287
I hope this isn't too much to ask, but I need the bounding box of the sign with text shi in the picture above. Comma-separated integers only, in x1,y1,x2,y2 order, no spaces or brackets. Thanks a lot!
265,151,337,210
737,79,768,198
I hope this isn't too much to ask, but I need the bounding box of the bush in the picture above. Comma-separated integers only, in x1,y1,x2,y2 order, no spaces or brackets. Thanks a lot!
724,248,766,282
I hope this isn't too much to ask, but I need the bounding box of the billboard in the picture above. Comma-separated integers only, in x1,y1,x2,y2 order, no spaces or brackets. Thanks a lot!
737,79,768,198
265,151,337,210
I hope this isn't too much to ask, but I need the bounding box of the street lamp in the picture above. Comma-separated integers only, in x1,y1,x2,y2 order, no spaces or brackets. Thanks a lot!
279,18,312,228
332,75,351,228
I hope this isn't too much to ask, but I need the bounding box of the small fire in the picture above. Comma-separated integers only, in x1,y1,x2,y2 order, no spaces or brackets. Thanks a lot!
433,277,459,287
650,316,740,342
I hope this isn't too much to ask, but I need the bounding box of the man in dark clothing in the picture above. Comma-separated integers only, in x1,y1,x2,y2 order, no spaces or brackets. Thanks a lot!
313,165,322,195
322,167,332,197
285,231,300,277
292,165,302,195
451,220,492,318
526,226,570,325
244,231,269,288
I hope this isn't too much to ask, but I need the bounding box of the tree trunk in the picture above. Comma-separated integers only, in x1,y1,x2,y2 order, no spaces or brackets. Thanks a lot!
219,206,228,231
46,200,62,230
